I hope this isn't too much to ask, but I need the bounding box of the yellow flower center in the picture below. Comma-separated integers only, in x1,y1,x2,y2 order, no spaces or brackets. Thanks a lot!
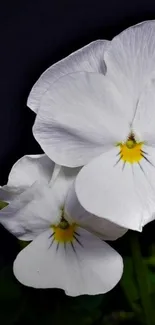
118,133,144,164
51,219,77,243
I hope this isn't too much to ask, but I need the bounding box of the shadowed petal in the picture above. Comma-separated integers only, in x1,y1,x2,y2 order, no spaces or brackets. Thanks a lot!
0,166,80,241
65,184,127,240
0,154,54,202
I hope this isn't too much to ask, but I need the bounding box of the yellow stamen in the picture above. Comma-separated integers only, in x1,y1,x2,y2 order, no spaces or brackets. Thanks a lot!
51,219,76,243
118,133,144,164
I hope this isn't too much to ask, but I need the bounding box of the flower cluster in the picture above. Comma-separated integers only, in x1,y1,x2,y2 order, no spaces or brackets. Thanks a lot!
1,20,155,296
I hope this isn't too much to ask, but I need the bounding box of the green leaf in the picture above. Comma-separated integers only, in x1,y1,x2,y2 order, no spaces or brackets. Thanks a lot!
101,311,137,325
120,257,140,308
19,240,31,250
128,231,154,325
148,244,155,258
0,266,22,300
121,250,155,314
71,294,104,311
0,266,24,324
0,200,8,210
52,295,104,325
16,293,102,325
148,269,155,285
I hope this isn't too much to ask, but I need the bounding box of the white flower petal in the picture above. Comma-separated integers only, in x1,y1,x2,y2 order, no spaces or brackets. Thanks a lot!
33,72,130,167
104,21,155,121
49,164,61,184
65,184,127,240
27,40,109,113
132,78,155,145
0,166,80,240
13,228,123,296
0,187,16,203
1,154,54,202
76,147,155,231
0,182,56,240
50,166,81,203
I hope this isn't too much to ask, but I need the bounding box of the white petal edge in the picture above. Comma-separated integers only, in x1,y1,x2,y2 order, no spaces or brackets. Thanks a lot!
1,154,54,202
13,228,123,296
27,40,109,113
0,182,57,240
76,147,155,231
104,20,155,122
33,72,130,167
132,78,155,146
65,184,128,240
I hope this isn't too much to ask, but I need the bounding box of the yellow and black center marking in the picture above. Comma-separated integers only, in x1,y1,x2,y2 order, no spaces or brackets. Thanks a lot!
52,219,76,243
49,218,82,252
115,132,153,169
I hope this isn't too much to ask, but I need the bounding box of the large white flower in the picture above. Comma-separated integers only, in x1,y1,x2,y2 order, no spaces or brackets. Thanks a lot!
0,154,124,296
31,20,155,232
27,40,109,113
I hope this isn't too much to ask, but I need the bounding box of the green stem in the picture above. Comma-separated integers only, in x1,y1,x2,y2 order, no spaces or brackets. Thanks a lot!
130,231,153,325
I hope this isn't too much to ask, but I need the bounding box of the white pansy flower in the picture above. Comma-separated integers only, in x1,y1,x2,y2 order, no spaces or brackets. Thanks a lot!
32,20,155,232
27,40,109,113
0,154,124,296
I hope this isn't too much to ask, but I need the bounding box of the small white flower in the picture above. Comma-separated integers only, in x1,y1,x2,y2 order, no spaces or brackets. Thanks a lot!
0,154,124,296
31,20,155,231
